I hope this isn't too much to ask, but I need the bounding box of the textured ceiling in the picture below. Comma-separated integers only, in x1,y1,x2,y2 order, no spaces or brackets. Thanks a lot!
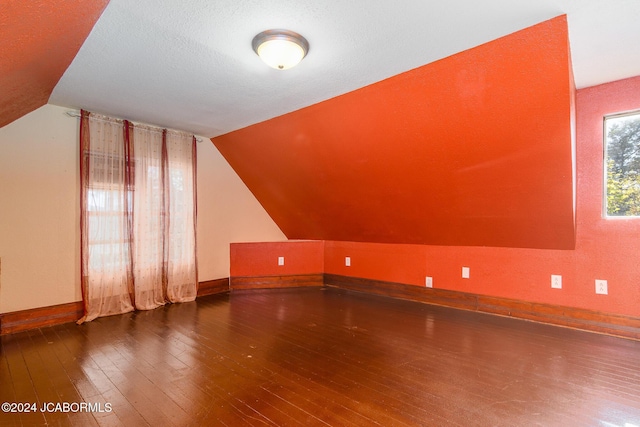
39,0,640,137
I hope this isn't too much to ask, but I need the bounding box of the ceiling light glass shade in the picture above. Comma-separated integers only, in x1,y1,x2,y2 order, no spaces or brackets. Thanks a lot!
252,30,309,70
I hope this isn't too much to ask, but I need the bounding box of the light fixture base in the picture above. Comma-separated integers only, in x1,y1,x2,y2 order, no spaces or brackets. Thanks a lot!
252,29,309,70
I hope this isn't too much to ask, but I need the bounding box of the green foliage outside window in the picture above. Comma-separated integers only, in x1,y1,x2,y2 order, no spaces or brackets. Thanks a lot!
605,113,640,216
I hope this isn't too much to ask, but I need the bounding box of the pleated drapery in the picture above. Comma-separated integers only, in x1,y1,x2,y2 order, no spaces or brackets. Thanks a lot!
79,110,197,323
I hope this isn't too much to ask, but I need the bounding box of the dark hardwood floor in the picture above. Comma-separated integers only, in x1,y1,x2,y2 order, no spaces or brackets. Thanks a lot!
2,287,640,426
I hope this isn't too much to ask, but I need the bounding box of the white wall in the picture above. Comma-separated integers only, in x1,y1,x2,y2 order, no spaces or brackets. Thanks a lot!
0,104,285,313
197,137,287,281
0,105,80,313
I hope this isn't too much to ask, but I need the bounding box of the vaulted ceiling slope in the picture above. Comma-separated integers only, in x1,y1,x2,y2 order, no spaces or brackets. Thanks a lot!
2,1,639,249
1,0,636,137
0,0,109,128
213,16,576,250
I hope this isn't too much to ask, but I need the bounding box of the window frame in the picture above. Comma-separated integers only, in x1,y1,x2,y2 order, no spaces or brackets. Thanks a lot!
603,108,640,219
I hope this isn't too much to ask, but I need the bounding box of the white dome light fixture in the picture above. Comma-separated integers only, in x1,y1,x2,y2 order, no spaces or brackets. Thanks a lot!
252,29,309,70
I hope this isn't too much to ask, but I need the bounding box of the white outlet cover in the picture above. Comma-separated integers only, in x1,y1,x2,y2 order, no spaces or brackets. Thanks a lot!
278,256,285,266
425,276,433,288
462,267,470,279
345,256,351,267
551,274,562,289
595,279,608,295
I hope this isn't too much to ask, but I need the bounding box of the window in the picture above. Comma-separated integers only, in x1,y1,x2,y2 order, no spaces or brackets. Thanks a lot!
84,151,134,272
604,110,640,217
87,187,132,272
79,111,198,323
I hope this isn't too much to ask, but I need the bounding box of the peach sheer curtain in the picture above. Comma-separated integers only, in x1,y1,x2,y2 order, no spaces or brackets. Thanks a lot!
79,111,197,323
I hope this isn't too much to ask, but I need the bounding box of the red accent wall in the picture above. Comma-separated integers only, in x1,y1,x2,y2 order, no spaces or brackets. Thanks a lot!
229,75,640,318
0,0,110,128
230,241,324,277
213,15,576,250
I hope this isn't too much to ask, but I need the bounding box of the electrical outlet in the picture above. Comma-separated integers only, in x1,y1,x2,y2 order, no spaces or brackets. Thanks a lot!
462,267,470,279
278,256,285,266
425,276,433,288
551,274,562,289
345,256,351,267
595,279,608,295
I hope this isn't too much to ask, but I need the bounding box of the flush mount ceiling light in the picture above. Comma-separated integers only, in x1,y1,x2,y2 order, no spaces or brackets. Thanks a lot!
252,29,309,70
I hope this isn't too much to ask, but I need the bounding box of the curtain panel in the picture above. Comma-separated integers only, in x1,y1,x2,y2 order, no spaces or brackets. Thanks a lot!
79,110,197,323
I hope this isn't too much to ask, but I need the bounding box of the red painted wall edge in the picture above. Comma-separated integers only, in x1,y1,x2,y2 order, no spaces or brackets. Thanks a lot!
230,74,640,319
213,16,575,250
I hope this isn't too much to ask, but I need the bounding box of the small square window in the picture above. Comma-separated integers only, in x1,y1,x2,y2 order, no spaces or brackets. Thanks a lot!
604,110,640,217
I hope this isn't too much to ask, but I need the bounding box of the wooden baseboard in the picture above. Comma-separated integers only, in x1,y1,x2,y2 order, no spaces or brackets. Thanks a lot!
231,273,324,291
6,274,637,340
198,278,230,297
1,278,232,335
0,301,84,335
324,274,640,340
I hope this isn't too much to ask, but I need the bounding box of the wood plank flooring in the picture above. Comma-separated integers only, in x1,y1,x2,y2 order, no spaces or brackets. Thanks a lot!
1,287,640,426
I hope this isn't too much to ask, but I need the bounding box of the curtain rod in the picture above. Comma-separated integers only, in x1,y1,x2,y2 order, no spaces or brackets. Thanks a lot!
65,110,203,143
